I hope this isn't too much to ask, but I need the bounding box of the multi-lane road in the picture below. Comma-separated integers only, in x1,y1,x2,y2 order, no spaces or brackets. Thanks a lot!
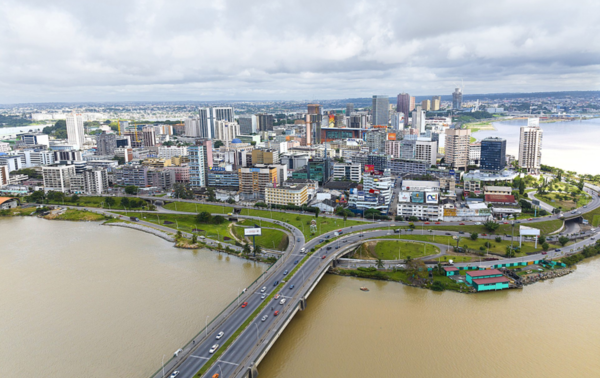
153,186,600,378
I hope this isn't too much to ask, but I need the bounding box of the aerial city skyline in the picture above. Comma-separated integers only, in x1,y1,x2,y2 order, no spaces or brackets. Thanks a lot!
2,1,600,378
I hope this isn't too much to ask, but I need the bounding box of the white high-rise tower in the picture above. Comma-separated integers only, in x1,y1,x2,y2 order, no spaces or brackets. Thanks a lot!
518,118,543,174
66,113,85,149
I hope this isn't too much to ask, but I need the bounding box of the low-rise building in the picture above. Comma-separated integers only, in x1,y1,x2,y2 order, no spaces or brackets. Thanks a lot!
483,186,512,196
466,270,510,292
264,183,308,206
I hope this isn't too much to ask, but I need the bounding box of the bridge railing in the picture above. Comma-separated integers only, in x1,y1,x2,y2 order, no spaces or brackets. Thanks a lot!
149,226,300,378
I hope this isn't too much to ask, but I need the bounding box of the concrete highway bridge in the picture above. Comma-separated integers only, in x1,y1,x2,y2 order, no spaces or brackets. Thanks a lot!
149,186,600,378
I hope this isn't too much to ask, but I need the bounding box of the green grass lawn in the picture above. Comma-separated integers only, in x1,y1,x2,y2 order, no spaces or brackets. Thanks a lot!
51,209,108,221
121,212,235,242
233,226,289,251
435,255,476,263
163,201,234,214
32,196,151,210
428,219,562,236
534,192,590,210
161,201,368,241
583,206,600,227
371,240,439,260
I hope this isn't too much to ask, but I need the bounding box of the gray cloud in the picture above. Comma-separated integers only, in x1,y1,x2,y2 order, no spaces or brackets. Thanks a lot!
0,0,599,103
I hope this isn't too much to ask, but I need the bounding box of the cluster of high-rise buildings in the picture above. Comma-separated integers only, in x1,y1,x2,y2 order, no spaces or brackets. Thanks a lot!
0,89,548,221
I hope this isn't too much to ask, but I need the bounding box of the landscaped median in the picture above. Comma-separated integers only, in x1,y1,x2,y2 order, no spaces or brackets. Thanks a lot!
193,252,311,377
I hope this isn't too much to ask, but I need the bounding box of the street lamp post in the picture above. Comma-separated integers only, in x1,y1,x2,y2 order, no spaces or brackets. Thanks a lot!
206,315,209,336
162,355,166,378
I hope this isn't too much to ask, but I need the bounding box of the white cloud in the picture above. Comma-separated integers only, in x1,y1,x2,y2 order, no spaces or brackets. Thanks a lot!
0,0,599,102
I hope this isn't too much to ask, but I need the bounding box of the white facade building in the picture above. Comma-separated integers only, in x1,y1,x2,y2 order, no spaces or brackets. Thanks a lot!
518,119,543,174
66,113,85,150
332,163,362,182
214,121,240,143
157,146,188,159
42,164,76,193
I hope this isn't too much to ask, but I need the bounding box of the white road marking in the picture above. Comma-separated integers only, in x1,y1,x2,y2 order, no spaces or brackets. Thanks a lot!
189,355,209,360
218,360,239,366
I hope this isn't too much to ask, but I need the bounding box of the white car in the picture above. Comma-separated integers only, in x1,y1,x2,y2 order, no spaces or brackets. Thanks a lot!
216,331,224,340
170,372,179,378
260,286,266,293
261,315,268,322
279,298,286,305
261,293,266,300
209,344,219,354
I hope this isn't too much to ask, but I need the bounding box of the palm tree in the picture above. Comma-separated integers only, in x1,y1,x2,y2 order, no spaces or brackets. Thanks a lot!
376,258,384,270
253,244,263,257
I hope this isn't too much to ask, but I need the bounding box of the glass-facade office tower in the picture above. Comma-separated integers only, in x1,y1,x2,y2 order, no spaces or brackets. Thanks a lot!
480,137,506,172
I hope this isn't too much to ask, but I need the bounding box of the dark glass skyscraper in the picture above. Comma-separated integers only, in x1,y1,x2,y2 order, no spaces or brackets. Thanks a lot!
480,137,506,172
396,93,410,126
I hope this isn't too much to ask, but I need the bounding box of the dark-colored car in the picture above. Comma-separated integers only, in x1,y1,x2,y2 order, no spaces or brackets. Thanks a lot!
273,280,279,286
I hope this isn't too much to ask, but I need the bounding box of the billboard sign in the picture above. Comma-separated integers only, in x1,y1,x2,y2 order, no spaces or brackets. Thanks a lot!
426,193,439,204
527,118,540,127
411,191,425,203
398,192,411,203
244,228,262,236
364,164,375,173
387,133,397,141
449,169,455,176
250,168,261,173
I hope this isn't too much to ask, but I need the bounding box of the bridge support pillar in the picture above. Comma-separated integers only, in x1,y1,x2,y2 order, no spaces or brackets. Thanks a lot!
332,259,338,268
246,365,259,378
299,297,307,311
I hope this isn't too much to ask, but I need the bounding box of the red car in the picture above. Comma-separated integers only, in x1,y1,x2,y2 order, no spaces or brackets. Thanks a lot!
424,222,430,225
541,251,547,255
241,302,248,308
459,223,465,225
528,218,533,221
435,222,440,224
322,255,326,259
482,233,487,236
503,222,509,224
274,311,279,316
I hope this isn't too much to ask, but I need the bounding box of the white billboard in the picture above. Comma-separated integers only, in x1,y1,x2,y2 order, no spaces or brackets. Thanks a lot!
425,193,439,204
527,117,540,127
244,228,262,236
398,192,411,203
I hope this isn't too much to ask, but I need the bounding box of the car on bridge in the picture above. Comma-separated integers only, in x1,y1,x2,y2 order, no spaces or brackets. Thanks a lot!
294,260,298,264
274,310,279,316
289,284,295,289
283,270,288,275
322,255,326,259
209,344,219,353
261,294,266,300
261,287,266,293
274,294,280,299
280,298,286,305
273,280,279,286
261,315,268,322
170,371,179,378
216,331,224,339
241,302,248,308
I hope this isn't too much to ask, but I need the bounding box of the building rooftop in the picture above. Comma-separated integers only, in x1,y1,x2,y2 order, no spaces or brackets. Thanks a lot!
485,194,516,203
472,276,510,285
401,180,439,188
467,269,503,277
443,266,459,272
484,186,512,191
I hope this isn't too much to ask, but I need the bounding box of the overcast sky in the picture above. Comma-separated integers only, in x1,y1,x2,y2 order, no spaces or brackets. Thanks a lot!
1,0,599,103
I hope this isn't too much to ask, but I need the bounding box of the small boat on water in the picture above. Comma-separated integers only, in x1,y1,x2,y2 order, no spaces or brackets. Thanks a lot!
360,287,369,292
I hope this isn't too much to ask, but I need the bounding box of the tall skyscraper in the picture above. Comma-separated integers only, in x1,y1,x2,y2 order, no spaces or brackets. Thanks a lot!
452,88,463,109
518,119,543,174
142,126,156,147
372,95,389,126
184,116,200,137
307,104,322,144
95,132,117,155
391,112,405,130
197,107,235,139
445,128,471,170
410,97,416,111
66,113,85,149
189,139,213,188
396,93,411,127
431,96,441,111
257,114,274,131
411,105,426,133
238,115,257,134
346,103,354,116
421,99,431,111
214,121,240,143
480,137,506,172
